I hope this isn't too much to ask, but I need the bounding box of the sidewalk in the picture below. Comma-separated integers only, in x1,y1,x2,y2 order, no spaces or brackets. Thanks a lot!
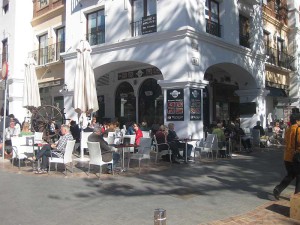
1,145,300,225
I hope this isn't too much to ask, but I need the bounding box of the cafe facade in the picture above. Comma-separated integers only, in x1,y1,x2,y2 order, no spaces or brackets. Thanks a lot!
61,0,272,139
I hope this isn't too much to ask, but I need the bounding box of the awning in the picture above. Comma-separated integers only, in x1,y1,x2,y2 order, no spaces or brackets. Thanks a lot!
266,86,287,97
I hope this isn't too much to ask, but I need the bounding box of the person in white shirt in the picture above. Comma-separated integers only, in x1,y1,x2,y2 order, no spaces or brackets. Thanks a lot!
3,120,20,156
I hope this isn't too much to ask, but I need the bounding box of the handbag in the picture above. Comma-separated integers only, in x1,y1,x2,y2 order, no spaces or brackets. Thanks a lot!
293,127,300,163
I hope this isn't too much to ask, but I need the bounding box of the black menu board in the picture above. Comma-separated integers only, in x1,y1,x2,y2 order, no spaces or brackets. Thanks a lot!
167,89,184,121
142,14,157,35
190,89,201,120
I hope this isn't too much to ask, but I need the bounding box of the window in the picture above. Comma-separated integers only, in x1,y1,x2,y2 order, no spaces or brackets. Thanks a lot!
2,39,8,64
205,0,221,37
56,27,65,60
39,0,49,9
2,0,9,14
239,15,250,48
39,34,48,65
274,0,281,15
87,9,105,46
131,0,157,36
263,30,270,48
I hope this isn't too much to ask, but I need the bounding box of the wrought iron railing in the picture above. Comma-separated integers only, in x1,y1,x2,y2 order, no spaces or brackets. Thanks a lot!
131,20,142,37
265,46,294,70
86,29,105,46
29,41,65,66
206,19,221,37
239,34,250,48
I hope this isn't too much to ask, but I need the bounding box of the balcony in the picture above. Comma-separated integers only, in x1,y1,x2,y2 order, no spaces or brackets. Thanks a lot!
206,19,222,37
86,29,105,46
33,0,65,18
265,46,294,70
262,0,288,25
131,14,157,37
239,34,250,48
131,20,142,37
29,41,65,66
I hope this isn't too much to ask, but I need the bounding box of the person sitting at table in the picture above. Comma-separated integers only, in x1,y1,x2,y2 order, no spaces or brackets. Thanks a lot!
155,125,180,164
212,123,227,158
20,121,33,136
4,120,21,157
133,122,143,145
167,123,192,160
34,124,74,174
234,123,252,152
88,126,120,174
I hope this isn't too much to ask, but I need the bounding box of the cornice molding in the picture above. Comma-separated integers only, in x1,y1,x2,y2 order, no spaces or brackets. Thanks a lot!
62,27,266,62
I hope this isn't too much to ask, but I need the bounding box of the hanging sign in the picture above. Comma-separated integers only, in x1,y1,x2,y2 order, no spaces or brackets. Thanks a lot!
190,89,201,120
1,61,8,80
166,89,184,121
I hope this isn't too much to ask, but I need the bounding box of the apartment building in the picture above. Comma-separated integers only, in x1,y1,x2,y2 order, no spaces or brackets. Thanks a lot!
30,0,66,114
62,0,267,138
263,0,300,124
0,0,33,121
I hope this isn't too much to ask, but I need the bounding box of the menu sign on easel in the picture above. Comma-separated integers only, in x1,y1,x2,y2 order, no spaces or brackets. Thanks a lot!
167,89,184,121
190,89,201,120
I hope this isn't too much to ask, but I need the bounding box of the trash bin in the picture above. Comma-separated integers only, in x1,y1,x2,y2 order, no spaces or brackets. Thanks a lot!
154,208,166,225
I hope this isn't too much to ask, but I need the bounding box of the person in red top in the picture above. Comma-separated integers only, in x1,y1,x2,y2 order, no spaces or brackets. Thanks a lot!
133,122,143,145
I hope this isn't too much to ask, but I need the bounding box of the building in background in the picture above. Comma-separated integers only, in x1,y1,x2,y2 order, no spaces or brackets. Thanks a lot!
0,0,33,122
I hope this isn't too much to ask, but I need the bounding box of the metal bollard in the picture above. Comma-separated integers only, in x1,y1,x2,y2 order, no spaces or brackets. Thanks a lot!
154,208,166,225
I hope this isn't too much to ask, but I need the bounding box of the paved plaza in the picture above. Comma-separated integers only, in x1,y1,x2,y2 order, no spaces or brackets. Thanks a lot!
0,146,299,225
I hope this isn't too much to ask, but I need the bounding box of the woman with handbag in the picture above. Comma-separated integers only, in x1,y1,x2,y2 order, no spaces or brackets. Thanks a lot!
273,113,300,200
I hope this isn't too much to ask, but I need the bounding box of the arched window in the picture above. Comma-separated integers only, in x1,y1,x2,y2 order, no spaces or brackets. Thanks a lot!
115,82,136,123
138,78,163,126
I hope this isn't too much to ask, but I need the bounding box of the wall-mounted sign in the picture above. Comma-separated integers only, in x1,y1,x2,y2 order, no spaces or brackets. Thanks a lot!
142,14,157,35
1,61,8,80
190,89,201,120
167,89,184,121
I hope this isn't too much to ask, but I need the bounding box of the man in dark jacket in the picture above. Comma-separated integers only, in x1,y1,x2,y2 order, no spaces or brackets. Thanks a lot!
88,126,120,173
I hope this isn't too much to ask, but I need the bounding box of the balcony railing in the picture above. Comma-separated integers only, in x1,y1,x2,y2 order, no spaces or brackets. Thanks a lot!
265,46,294,70
131,20,142,37
86,29,105,46
263,0,288,25
29,41,65,66
239,34,250,48
206,19,222,37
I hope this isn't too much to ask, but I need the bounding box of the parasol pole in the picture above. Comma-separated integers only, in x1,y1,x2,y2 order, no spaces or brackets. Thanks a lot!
2,78,8,161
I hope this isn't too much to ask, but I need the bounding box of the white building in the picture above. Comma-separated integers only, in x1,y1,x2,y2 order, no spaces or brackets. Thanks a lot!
62,0,267,138
0,0,33,122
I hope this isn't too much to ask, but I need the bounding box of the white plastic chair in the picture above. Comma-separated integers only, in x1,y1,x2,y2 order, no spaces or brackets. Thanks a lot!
128,137,152,173
142,131,150,138
34,132,43,144
87,141,113,178
48,140,76,176
11,136,35,169
122,134,136,153
80,131,93,157
194,134,216,160
153,135,172,164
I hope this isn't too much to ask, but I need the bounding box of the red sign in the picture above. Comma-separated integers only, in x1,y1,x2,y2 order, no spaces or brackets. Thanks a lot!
1,61,8,80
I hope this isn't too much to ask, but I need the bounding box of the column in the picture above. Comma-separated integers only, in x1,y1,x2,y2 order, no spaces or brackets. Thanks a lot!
157,79,209,139
235,88,269,128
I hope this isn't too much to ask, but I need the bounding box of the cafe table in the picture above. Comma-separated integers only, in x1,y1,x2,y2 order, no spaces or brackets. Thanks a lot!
109,143,138,171
178,138,201,163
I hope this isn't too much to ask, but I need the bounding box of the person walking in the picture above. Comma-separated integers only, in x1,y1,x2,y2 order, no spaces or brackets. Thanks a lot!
273,113,300,200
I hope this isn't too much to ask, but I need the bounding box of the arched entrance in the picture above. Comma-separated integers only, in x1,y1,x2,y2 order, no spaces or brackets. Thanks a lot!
204,63,256,126
115,82,136,123
138,78,163,126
